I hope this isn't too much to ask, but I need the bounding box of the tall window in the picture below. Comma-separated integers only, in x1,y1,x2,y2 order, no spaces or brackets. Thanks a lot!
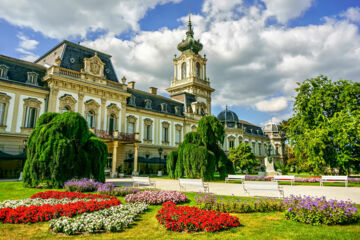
128,122,134,134
0,103,5,126
181,62,186,79
276,146,279,155
25,107,37,128
145,99,152,109
259,144,262,155
163,127,168,142
26,72,39,85
176,129,181,143
0,65,9,79
86,110,96,128
196,62,201,78
108,114,116,133
229,140,234,149
145,124,151,140
252,142,256,154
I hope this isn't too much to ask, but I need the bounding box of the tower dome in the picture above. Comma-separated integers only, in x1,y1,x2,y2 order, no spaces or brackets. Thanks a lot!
217,108,239,122
177,14,203,54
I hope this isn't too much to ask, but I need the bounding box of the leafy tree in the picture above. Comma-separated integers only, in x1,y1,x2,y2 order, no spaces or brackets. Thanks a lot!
287,75,360,174
23,112,108,188
167,116,234,180
228,143,258,173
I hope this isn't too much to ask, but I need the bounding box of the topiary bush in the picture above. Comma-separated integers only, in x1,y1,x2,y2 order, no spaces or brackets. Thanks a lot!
23,112,108,188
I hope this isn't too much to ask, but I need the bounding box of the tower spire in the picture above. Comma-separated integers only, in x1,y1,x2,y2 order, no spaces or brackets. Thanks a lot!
186,11,193,38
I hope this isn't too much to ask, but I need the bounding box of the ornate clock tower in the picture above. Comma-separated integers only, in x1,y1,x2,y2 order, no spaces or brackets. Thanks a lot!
166,15,214,116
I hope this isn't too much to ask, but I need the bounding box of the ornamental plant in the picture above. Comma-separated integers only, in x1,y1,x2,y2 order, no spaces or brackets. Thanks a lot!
156,202,240,232
64,178,103,192
23,112,108,188
30,191,110,200
195,193,284,213
49,203,148,235
284,195,359,225
125,191,188,205
0,198,106,209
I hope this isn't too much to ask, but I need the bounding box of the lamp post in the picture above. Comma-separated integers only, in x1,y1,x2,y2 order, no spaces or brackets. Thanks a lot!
158,147,163,176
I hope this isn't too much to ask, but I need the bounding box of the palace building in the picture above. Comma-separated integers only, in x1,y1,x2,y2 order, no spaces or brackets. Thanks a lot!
0,16,284,178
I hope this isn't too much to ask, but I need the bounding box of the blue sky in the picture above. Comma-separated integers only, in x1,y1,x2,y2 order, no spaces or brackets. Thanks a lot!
0,0,359,126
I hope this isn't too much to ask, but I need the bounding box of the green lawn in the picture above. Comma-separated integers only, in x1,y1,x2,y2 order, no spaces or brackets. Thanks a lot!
0,182,359,240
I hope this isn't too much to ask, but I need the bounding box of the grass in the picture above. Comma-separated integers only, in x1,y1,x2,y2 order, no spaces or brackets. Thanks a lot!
0,182,359,240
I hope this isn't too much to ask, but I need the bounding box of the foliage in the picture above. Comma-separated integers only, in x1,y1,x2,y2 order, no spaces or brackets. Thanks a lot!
284,196,359,225
125,191,188,205
23,112,108,188
167,116,234,180
195,193,285,213
156,202,240,232
49,203,148,235
228,143,259,173
287,75,360,174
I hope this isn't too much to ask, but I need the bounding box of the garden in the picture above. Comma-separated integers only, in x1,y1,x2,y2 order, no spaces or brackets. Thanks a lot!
0,180,359,240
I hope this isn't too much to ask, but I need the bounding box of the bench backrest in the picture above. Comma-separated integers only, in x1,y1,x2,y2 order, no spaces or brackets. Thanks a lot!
243,181,279,190
274,175,295,180
227,175,246,179
321,176,348,180
132,176,151,184
179,178,203,186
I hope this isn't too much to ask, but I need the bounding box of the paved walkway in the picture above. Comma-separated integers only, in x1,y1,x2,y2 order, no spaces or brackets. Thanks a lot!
107,178,360,203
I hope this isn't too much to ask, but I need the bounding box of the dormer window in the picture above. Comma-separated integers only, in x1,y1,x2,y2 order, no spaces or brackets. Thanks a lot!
129,95,136,106
0,65,9,79
145,99,152,109
26,72,39,85
161,103,167,113
175,106,181,115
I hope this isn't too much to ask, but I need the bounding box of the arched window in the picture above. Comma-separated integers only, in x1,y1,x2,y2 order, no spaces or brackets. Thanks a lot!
181,62,186,79
196,62,201,78
62,106,70,113
108,114,116,133
86,110,96,128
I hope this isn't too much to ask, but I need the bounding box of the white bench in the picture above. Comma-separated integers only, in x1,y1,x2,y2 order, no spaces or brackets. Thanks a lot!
243,181,284,198
273,175,295,186
132,176,156,188
225,175,246,183
320,176,348,187
179,178,209,192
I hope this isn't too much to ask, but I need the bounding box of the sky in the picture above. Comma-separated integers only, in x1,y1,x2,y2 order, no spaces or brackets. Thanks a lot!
0,0,359,126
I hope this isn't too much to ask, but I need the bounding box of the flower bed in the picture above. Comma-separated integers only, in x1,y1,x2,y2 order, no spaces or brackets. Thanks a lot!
31,191,110,200
0,198,106,209
156,202,240,232
195,193,284,213
284,196,359,225
64,178,103,192
125,191,188,205
99,187,141,197
49,202,148,235
0,191,121,224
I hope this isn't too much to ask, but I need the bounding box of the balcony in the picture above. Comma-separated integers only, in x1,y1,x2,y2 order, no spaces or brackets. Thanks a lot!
90,129,140,143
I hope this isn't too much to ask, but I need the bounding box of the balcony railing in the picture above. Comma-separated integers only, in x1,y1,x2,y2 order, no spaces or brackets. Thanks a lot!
90,129,140,142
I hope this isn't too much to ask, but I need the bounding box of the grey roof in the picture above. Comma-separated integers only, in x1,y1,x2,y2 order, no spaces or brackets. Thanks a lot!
217,109,239,122
0,55,47,89
36,40,118,82
127,88,185,117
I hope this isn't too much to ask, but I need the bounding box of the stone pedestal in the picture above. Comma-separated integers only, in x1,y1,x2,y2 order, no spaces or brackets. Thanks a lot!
265,156,276,176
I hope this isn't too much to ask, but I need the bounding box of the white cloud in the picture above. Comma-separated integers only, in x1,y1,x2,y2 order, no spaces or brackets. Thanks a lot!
0,0,182,39
16,33,39,62
255,97,288,113
341,7,360,23
202,0,244,21
262,0,314,24
261,112,292,126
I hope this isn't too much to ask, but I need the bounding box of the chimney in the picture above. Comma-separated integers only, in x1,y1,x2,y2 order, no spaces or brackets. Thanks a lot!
149,87,158,95
128,81,135,89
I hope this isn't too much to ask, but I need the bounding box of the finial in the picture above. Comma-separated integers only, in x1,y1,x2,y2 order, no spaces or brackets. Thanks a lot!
121,76,126,84
186,10,193,37
174,54,177,59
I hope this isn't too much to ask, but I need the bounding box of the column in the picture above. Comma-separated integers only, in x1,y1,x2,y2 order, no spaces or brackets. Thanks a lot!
120,99,126,132
101,97,106,131
133,143,139,174
204,63,207,80
78,92,84,115
11,93,20,133
48,88,59,112
111,141,118,177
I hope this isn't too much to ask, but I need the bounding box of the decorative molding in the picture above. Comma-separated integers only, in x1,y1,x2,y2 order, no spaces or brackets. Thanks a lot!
84,99,100,115
82,52,105,78
59,94,77,112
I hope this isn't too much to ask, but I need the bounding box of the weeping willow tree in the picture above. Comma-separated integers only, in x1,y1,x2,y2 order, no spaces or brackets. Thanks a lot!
23,112,108,188
167,116,234,180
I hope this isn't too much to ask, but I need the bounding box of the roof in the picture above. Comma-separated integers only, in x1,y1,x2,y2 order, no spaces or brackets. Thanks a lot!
217,109,239,122
35,40,118,82
127,88,185,117
0,55,47,88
